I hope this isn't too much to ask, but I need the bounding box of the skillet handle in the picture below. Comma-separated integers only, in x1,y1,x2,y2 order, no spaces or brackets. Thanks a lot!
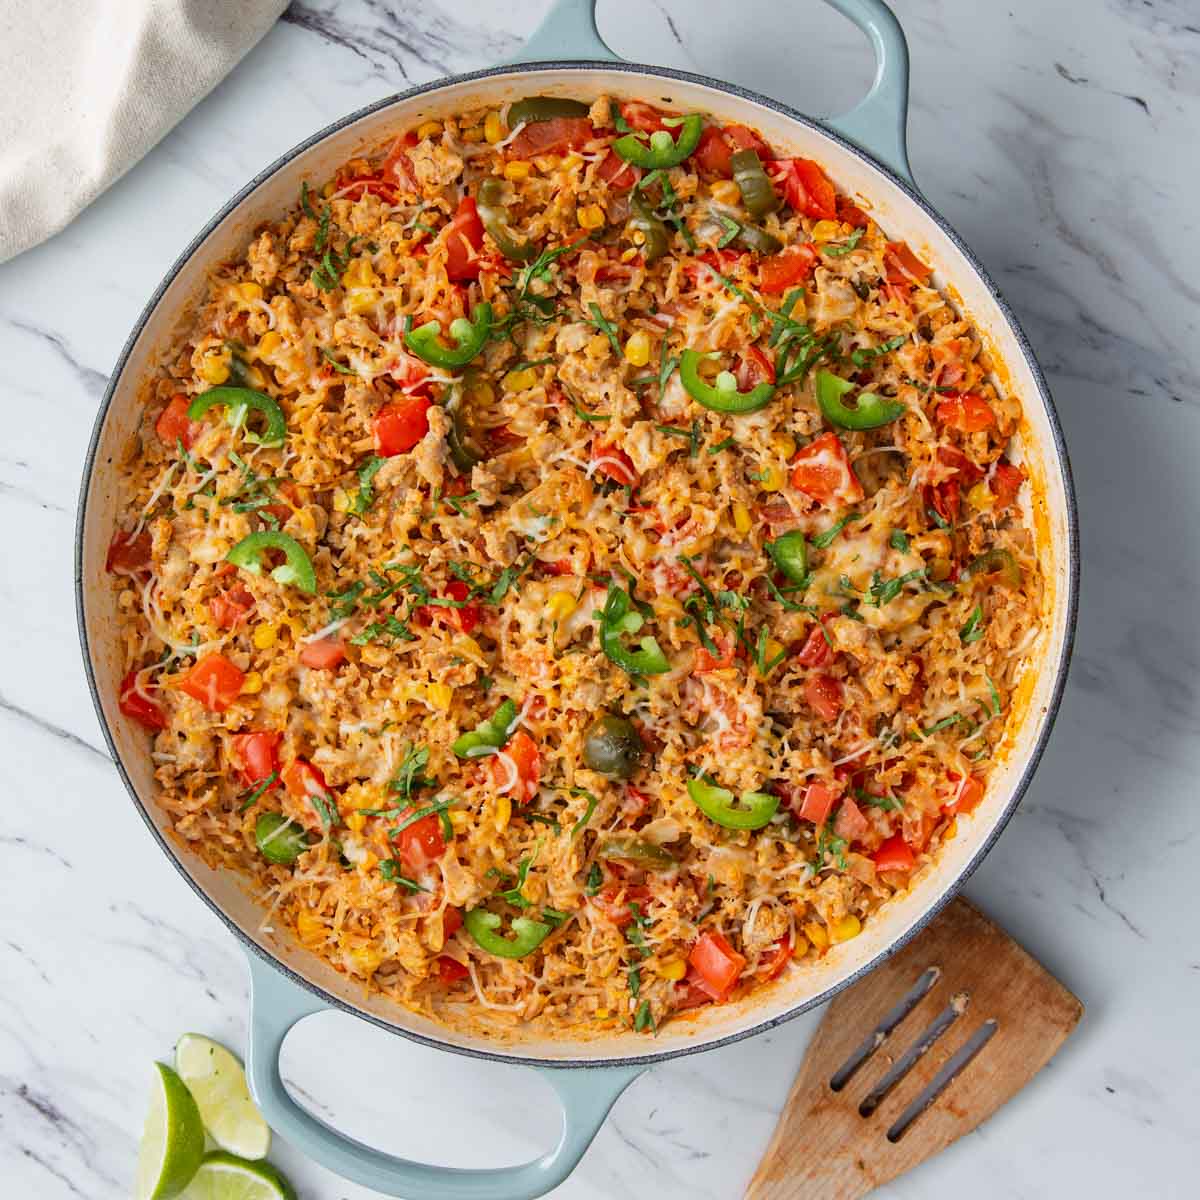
507,0,619,64
819,0,915,185
242,952,642,1200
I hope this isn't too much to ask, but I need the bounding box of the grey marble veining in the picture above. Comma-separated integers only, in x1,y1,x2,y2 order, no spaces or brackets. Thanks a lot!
1,1,1198,1196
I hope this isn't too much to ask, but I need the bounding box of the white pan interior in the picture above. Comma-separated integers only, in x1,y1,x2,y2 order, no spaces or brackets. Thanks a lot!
79,65,1075,1064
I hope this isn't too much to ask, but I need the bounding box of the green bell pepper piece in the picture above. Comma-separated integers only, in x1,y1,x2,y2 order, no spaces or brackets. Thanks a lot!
188,386,287,447
475,178,537,262
404,303,493,368
444,383,485,472
767,530,808,583
452,698,518,758
226,531,317,594
735,222,783,256
816,370,905,430
965,548,1022,588
507,96,590,126
596,836,676,868
687,778,779,831
599,584,670,676
730,149,779,218
613,113,704,169
630,195,670,263
463,908,552,959
679,349,776,414
255,812,310,864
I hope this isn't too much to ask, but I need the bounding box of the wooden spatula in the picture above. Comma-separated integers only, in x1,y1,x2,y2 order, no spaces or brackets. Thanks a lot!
746,897,1082,1199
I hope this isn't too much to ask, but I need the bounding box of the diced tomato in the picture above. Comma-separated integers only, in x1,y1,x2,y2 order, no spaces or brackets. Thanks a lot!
925,479,961,526
381,132,419,193
261,480,301,527
106,528,152,575
590,442,638,486
943,772,986,816
394,806,447,872
884,241,932,286
693,631,737,674
735,345,775,390
790,432,864,507
625,784,652,814
837,196,870,228
693,125,735,176
759,934,792,981
282,758,328,801
299,637,347,670
374,395,431,456
992,461,1026,510
723,124,771,157
155,394,201,449
178,654,245,713
596,149,639,190
796,623,831,668
493,729,541,802
675,969,716,1011
688,931,746,1003
936,391,996,433
118,669,166,731
488,423,523,450
768,158,837,219
805,673,843,722
231,731,281,789
210,587,255,630
540,557,575,576
797,781,838,825
937,445,986,485
416,580,481,634
337,174,399,204
758,500,801,534
833,796,869,842
873,833,916,873
436,956,469,984
619,101,673,132
590,884,652,928
758,243,819,293
509,116,594,158
443,196,486,282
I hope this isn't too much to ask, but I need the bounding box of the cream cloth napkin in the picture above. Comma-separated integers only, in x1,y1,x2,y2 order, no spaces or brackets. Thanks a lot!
0,0,288,264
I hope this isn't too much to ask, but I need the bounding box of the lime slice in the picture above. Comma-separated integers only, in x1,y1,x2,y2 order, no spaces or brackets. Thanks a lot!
175,1034,271,1160
135,1062,206,1200
182,1152,296,1200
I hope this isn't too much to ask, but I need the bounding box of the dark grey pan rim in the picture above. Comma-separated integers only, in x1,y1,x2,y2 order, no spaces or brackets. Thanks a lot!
76,59,1079,1071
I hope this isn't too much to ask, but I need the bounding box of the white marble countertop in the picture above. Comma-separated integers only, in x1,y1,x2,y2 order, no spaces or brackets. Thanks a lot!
2,1,1198,1196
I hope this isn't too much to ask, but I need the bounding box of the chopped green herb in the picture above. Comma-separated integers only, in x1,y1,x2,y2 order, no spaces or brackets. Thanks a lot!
851,334,907,368
822,226,866,257
715,214,741,248
810,513,863,549
321,348,356,376
634,999,655,1032
890,529,910,553
379,859,429,892
986,673,1002,717
349,456,384,517
570,789,599,838
584,862,603,896
585,302,622,357
237,771,278,814
960,604,986,644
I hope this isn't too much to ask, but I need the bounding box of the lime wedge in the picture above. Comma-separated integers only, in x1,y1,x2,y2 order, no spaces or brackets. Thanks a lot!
175,1034,271,1160
182,1152,296,1200
135,1062,206,1199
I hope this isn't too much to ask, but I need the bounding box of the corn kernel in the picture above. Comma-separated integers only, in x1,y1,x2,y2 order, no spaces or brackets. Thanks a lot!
586,334,611,359
238,281,263,302
494,794,512,832
967,481,995,511
240,671,263,695
577,203,606,231
359,851,378,873
595,1008,610,1019
759,465,785,492
534,155,561,172
252,623,277,650
453,635,484,663
831,914,862,943
484,111,505,144
547,591,577,622
243,365,266,389
711,179,741,206
563,152,584,171
450,810,471,834
199,354,230,385
416,120,442,140
771,433,797,459
623,330,651,366
345,941,383,976
460,126,483,143
659,958,687,982
345,288,378,315
346,811,366,834
655,596,684,619
469,378,495,406
812,219,840,242
792,935,810,958
930,556,953,582
427,682,453,711
256,330,282,360
504,160,532,182
296,911,326,947
732,501,752,536
332,487,353,514
620,247,639,263
502,367,538,392
944,816,958,841
804,920,829,949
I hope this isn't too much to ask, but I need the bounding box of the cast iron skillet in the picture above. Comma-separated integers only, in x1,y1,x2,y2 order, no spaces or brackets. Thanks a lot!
76,1,1078,1195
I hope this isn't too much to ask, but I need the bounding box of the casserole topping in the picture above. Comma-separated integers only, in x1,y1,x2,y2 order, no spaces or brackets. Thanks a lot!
107,95,1042,1035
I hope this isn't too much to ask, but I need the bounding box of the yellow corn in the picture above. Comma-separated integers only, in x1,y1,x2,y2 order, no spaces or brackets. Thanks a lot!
577,203,606,231
758,465,785,492
453,635,484,663
332,487,353,514
242,365,266,389
944,816,958,841
345,941,384,976
563,152,584,171
460,125,483,143
240,671,263,695
711,179,741,206
659,958,687,982
450,810,471,834
504,160,532,182
484,110,505,144
804,920,829,949
756,638,786,679
341,257,378,289
416,120,442,140
237,281,263,302
296,911,326,947
345,288,378,315
967,481,995,511
732,501,752,536
930,556,953,582
812,219,840,243
253,624,277,650
586,334,611,360
620,246,639,263
346,811,366,834
771,433,797,460
494,794,512,832
469,378,495,406
256,330,282,360
199,354,230,385
547,591,577,622
792,935,810,959
831,914,863,943
427,682,453,711
503,366,538,392
595,1008,610,1019
358,851,378,873
623,330,651,366
534,155,561,172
